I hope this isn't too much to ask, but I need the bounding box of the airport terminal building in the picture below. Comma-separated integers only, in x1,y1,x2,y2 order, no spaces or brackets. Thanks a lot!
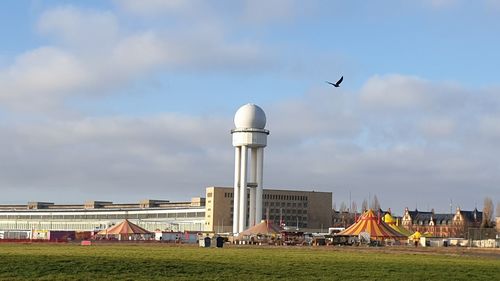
0,187,332,234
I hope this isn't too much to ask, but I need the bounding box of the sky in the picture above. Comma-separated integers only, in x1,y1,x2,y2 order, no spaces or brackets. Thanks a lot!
1,0,499,215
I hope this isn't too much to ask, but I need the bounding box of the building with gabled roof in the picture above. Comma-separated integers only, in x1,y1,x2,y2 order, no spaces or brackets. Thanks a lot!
401,207,483,238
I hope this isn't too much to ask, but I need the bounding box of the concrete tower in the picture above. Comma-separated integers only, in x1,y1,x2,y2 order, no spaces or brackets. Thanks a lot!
231,104,269,234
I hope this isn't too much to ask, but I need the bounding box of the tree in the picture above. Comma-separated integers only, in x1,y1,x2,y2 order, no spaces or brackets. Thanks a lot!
351,201,358,214
496,201,500,217
369,194,381,210
481,197,493,228
361,199,368,212
339,202,347,213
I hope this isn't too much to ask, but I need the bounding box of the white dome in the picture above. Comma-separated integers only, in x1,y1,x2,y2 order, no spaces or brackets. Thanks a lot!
234,103,266,129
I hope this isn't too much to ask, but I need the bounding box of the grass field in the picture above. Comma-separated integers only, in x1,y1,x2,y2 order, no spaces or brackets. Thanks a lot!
0,243,499,281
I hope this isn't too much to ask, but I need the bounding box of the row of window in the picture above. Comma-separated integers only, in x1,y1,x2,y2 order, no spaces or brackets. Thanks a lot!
0,221,205,232
229,200,308,209
228,208,307,215
269,215,307,222
413,220,451,226
264,202,308,208
267,209,307,215
224,192,308,201
0,212,205,220
264,194,308,201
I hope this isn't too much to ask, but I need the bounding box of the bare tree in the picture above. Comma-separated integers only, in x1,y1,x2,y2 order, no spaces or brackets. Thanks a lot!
496,201,500,217
339,202,347,213
361,199,368,212
481,197,493,228
370,194,381,210
351,201,358,214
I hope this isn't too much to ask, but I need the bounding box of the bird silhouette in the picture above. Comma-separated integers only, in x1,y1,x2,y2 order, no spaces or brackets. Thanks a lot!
326,76,343,87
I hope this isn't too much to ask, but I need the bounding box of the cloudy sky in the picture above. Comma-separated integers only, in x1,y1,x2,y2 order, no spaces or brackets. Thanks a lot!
1,0,499,214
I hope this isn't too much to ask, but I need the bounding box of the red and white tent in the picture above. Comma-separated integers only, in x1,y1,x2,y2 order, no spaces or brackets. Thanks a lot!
97,219,152,240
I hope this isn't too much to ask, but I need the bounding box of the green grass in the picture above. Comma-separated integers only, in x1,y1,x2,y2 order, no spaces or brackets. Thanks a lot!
0,243,498,280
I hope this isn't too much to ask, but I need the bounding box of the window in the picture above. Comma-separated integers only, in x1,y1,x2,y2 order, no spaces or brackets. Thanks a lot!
207,192,213,197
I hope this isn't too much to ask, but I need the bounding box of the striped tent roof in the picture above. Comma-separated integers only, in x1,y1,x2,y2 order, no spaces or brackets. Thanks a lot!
238,220,281,237
97,219,151,235
338,209,407,239
383,213,412,236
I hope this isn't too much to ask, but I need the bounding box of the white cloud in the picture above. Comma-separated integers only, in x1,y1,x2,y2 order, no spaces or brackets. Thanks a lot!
418,117,456,139
0,47,88,110
360,74,431,111
0,114,233,202
478,115,500,140
38,6,119,51
0,5,270,113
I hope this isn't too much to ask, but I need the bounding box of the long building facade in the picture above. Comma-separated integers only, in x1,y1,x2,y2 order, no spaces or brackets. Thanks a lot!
0,198,206,233
0,187,333,234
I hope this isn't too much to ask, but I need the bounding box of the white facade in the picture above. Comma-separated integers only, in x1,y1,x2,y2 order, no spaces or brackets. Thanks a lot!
0,208,205,232
231,104,269,234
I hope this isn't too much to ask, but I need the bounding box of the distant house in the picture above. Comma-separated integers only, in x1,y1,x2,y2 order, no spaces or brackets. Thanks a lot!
331,211,356,228
401,207,483,238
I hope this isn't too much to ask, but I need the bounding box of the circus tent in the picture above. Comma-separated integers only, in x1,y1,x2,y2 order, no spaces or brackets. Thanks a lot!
238,220,281,237
409,231,432,240
97,219,153,240
337,209,407,239
383,213,412,236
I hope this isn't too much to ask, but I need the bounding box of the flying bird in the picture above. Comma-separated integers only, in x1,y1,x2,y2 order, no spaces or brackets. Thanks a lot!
326,76,343,87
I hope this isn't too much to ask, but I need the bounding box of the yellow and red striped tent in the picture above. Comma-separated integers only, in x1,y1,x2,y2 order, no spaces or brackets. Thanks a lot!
338,209,407,239
383,213,413,236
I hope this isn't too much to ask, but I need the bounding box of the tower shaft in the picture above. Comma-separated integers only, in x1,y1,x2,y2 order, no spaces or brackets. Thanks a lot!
231,104,269,235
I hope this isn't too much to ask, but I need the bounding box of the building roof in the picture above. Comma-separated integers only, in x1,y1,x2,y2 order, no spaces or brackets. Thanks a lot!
407,207,483,225
0,197,205,211
407,209,453,224
460,208,483,223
